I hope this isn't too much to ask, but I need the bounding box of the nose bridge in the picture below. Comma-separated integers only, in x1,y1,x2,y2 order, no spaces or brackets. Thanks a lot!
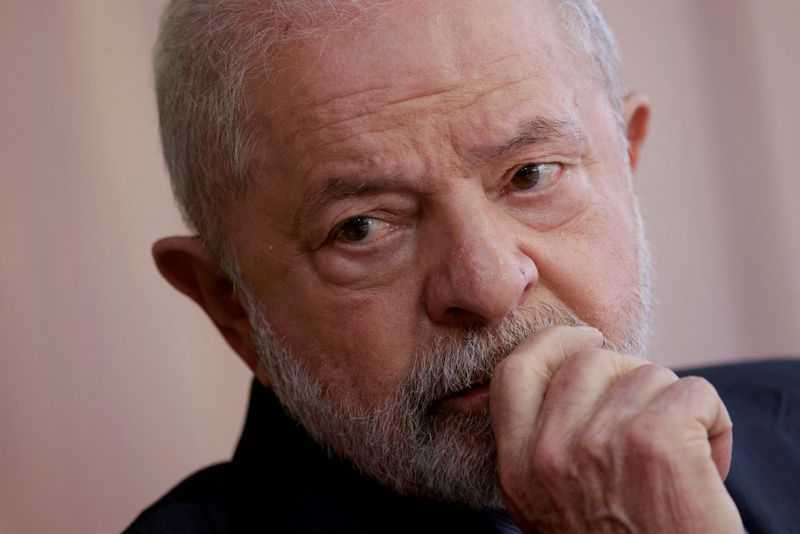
425,194,537,326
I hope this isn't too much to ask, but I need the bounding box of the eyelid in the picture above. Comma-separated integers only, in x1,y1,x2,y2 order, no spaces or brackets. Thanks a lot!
512,161,561,174
330,215,399,246
502,161,565,195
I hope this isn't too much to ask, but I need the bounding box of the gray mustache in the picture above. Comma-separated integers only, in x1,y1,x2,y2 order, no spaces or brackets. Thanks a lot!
399,304,585,410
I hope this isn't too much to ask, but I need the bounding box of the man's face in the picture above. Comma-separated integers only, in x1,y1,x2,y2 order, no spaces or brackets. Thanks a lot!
228,0,650,504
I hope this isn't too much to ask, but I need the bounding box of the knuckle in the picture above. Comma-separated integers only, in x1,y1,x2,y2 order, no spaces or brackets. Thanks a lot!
655,364,680,382
631,362,678,385
576,427,608,461
610,352,651,375
641,361,674,377
678,375,716,396
568,347,597,365
558,348,601,376
623,413,672,460
531,441,568,480
668,375,722,410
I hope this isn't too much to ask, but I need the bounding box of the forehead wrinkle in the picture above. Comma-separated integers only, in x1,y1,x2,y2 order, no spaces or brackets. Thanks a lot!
295,76,540,158
291,50,540,134
299,81,462,135
305,71,460,113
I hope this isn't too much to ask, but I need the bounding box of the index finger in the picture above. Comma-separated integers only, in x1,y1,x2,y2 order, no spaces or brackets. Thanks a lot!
490,325,604,457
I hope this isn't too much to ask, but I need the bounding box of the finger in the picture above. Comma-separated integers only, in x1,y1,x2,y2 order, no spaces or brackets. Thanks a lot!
490,325,604,460
646,376,734,479
576,363,680,445
533,349,650,446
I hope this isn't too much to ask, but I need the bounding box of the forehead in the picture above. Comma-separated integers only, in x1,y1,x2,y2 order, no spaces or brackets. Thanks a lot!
254,0,580,134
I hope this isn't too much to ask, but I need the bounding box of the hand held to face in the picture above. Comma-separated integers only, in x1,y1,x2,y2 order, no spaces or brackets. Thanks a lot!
490,326,743,533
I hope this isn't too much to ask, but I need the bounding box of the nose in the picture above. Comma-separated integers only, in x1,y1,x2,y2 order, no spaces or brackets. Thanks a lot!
424,200,538,328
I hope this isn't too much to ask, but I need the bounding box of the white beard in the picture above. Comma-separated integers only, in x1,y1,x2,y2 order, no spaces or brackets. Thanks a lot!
246,288,651,509
240,203,654,508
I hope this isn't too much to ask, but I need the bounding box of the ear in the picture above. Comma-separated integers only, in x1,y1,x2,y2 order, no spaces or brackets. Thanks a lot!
622,91,651,174
152,236,269,385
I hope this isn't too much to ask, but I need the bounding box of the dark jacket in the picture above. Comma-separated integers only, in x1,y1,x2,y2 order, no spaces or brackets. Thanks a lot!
126,360,800,533
677,360,800,533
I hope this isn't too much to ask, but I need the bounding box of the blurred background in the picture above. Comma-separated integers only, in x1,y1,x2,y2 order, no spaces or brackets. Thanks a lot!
1,1,798,532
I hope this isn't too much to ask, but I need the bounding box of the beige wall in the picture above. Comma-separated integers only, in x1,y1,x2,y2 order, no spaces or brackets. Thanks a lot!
603,0,800,367
1,1,797,532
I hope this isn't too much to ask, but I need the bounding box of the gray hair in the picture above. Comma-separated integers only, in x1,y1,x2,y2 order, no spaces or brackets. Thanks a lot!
154,0,624,265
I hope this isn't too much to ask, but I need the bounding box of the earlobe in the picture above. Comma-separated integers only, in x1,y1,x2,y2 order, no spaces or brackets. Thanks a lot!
152,236,263,377
622,91,651,174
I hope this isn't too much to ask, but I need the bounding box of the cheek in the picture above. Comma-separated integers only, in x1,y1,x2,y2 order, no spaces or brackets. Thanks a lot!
507,168,596,231
536,197,641,333
260,274,425,405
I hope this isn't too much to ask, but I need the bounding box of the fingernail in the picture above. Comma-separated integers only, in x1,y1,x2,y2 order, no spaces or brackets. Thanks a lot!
578,325,600,333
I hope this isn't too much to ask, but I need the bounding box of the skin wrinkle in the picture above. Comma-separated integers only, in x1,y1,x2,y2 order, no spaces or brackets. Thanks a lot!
262,109,620,310
283,16,524,105
296,174,407,235
297,115,588,236
155,0,628,264
308,81,460,119
266,76,580,206
208,0,652,509
295,125,407,157
310,171,583,298
272,101,592,214
522,184,594,236
302,76,537,136
152,3,743,528
273,48,543,142
481,118,587,162
296,123,585,239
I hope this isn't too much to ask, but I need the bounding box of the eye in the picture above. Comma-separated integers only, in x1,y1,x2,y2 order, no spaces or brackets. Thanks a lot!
335,216,397,244
510,162,562,191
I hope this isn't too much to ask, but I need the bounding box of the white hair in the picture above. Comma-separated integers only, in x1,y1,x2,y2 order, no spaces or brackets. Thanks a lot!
155,2,650,506
154,0,625,264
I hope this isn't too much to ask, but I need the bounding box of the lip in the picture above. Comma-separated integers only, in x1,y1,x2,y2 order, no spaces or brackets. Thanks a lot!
437,382,490,413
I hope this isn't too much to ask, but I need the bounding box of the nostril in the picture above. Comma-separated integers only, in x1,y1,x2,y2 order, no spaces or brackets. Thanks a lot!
517,281,535,308
523,281,535,296
444,307,485,326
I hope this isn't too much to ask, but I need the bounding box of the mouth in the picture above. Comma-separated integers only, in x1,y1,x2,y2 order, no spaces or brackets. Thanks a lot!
436,380,491,413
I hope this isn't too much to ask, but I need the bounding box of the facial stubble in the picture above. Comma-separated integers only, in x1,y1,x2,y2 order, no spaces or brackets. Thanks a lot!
246,279,651,509
240,174,653,508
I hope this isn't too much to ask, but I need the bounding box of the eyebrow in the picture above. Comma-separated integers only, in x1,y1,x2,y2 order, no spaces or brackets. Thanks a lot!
296,117,586,227
297,174,405,228
476,116,587,161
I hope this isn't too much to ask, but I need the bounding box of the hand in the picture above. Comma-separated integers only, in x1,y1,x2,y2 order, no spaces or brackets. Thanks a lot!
490,326,743,533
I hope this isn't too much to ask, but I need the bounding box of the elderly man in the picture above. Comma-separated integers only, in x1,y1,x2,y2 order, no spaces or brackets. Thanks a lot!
128,0,799,532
